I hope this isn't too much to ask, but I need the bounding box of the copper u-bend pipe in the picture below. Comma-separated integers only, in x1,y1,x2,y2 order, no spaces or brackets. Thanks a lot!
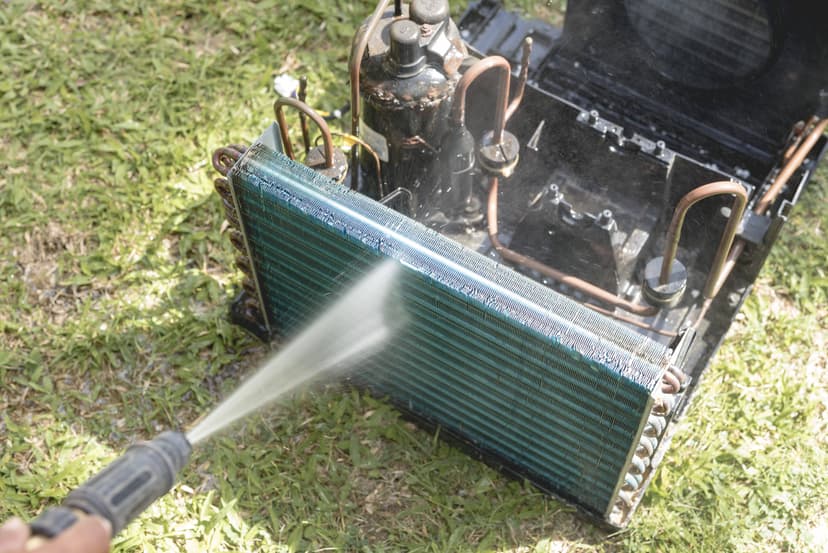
450,38,532,137
274,97,334,168
450,56,511,142
659,181,748,300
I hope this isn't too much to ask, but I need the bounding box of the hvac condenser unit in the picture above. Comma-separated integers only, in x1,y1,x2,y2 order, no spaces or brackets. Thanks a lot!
211,0,828,526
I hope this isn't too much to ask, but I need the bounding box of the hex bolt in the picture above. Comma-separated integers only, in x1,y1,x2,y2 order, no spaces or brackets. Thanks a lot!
588,109,599,125
654,140,666,156
596,209,614,229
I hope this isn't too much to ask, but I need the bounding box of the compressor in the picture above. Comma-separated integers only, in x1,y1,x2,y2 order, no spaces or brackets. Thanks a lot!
212,0,828,526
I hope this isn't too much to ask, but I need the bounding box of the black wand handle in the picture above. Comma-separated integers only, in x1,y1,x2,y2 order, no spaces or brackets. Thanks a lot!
29,431,192,538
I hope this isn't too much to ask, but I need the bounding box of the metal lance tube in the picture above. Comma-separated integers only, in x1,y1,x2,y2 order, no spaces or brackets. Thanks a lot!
28,431,192,541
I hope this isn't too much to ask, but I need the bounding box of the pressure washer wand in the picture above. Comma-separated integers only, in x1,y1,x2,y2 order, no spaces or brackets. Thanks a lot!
28,431,192,544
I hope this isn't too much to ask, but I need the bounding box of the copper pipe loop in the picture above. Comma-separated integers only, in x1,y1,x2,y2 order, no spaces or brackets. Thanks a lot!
221,204,240,228
242,277,258,296
451,56,511,142
229,229,245,251
241,294,261,313
659,181,748,299
235,256,253,276
668,364,688,382
637,437,655,457
213,177,232,201
212,145,246,176
218,196,235,218
451,41,532,133
274,97,334,167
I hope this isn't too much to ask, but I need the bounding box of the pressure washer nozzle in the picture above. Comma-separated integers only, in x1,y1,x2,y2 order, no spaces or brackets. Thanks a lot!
29,431,192,539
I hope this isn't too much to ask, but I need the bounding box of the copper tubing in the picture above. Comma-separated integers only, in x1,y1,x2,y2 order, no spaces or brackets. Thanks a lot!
349,0,392,137
659,181,748,299
211,144,246,177
710,240,746,297
451,41,533,134
711,117,827,296
692,298,713,331
504,37,533,123
755,118,828,214
487,175,659,317
274,97,334,168
451,56,511,142
783,116,818,162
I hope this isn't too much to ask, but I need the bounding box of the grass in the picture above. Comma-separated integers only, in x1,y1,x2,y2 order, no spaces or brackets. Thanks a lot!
1,1,826,551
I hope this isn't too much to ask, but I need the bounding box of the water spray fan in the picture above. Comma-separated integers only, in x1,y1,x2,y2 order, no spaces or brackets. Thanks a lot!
213,0,828,527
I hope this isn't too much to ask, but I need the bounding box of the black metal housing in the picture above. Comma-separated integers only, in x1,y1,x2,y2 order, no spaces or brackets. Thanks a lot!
456,0,828,407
